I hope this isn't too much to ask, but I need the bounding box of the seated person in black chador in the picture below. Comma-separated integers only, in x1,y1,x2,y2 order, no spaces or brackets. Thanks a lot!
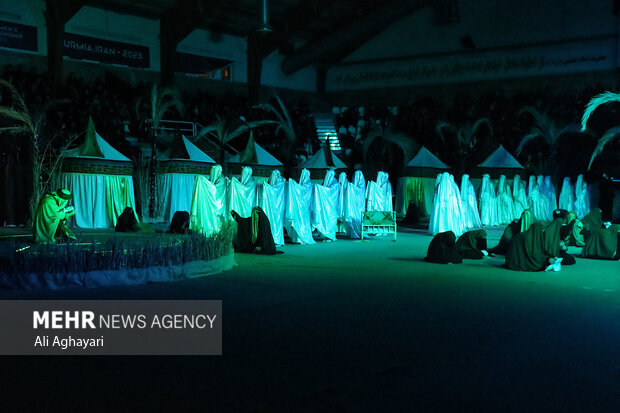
455,229,488,259
580,208,620,260
425,231,462,264
544,215,576,266
490,209,533,255
230,207,278,255
505,223,549,271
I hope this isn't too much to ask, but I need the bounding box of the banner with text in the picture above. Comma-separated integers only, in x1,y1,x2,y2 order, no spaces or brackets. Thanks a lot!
327,39,616,91
0,20,37,52
64,33,150,68
0,300,222,355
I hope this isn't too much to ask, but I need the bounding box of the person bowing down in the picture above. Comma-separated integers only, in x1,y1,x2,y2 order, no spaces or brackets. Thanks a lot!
33,188,77,243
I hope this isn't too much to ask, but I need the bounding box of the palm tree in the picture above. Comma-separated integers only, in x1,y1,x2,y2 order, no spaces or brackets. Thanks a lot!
253,94,297,169
580,91,620,169
194,115,274,172
135,83,184,217
362,124,417,175
435,117,492,171
516,106,580,158
0,79,72,225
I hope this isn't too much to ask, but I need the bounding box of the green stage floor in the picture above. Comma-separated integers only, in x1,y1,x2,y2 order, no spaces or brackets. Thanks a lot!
0,227,619,412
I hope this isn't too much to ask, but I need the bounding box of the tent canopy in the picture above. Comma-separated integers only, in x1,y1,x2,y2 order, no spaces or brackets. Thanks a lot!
300,147,347,170
228,134,282,166
406,146,449,169
477,145,524,169
64,132,130,162
159,135,215,163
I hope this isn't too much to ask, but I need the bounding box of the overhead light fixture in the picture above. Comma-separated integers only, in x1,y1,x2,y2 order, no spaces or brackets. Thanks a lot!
256,0,273,33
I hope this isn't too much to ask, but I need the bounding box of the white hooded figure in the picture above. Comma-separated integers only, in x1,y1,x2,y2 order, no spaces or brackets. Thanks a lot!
528,175,547,221
448,174,467,235
337,172,348,233
479,174,499,226
228,166,257,218
574,174,590,218
542,176,558,216
536,175,551,220
496,175,514,225
210,164,229,216
342,170,366,239
284,169,315,244
460,174,482,229
558,177,574,212
190,170,225,236
259,170,286,246
366,171,393,212
312,169,340,241
429,172,466,236
512,175,528,220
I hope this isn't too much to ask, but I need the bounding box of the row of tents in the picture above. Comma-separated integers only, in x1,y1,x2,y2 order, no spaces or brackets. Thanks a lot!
59,122,524,230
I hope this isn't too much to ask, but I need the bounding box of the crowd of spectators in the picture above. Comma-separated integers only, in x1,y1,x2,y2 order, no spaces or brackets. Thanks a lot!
334,82,616,179
0,65,319,167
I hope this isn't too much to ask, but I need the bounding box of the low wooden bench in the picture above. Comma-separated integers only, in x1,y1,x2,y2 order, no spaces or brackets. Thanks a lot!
361,211,397,241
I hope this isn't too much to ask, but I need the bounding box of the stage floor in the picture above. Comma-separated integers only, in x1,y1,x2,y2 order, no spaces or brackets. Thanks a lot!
0,226,619,412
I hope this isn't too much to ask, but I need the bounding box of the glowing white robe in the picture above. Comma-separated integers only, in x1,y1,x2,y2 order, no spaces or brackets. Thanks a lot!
574,174,590,219
312,170,340,241
342,170,366,239
460,174,482,230
366,171,393,212
284,169,315,244
479,174,499,226
558,177,574,212
496,175,514,225
512,175,528,220
528,176,547,221
258,170,286,246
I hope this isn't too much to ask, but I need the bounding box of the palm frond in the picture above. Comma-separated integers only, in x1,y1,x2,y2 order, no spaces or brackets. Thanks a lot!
467,117,492,140
0,106,34,127
0,79,28,112
0,125,32,136
516,132,541,155
434,121,454,142
581,91,620,131
518,106,549,127
588,125,620,169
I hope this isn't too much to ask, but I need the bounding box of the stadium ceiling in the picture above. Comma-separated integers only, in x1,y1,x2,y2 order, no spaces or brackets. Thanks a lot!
89,0,381,41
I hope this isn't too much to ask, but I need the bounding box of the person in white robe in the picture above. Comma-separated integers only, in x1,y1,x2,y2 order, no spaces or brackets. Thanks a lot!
496,175,514,225
228,166,257,218
536,175,551,220
429,172,466,236
542,176,558,216
528,175,547,221
558,177,574,212
448,174,467,235
512,175,528,220
210,164,229,216
284,169,315,244
479,174,498,226
342,170,366,239
460,174,482,230
337,172,348,233
312,169,340,241
366,171,393,212
574,174,590,218
189,164,228,235
258,170,286,246
190,176,224,236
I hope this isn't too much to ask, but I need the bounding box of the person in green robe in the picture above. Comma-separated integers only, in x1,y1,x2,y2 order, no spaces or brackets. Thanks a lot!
490,209,533,255
455,229,488,259
33,189,76,243
582,223,619,260
505,223,549,271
